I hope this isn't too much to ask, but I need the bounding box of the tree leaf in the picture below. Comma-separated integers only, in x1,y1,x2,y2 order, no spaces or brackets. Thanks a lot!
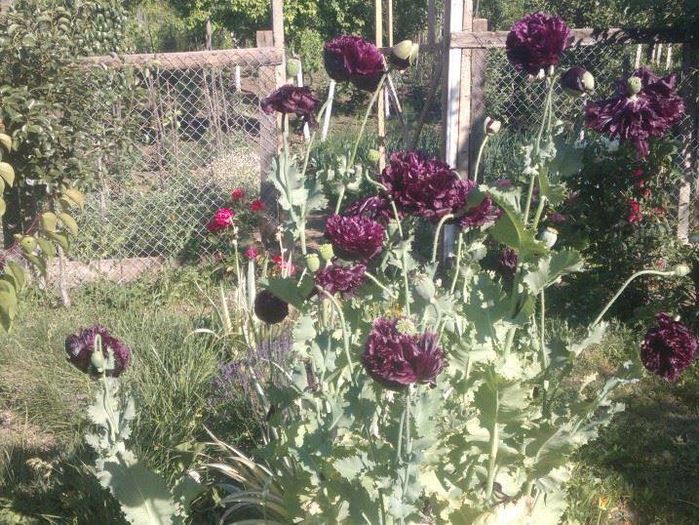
0,280,18,331
37,237,56,261
44,231,70,251
0,198,5,217
63,188,85,208
58,212,79,235
40,212,58,232
5,262,26,292
0,162,15,187
0,133,12,152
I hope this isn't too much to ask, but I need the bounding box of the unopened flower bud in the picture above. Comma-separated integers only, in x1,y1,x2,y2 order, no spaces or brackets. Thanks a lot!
627,76,643,96
560,66,595,97
306,253,320,273
90,347,106,373
286,58,301,78
395,318,417,336
673,264,691,277
484,117,502,136
319,243,334,262
390,40,420,70
539,227,558,249
367,149,381,164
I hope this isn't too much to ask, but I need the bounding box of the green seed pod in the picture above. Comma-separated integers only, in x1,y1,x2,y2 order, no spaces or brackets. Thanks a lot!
286,58,301,78
367,149,381,164
395,318,417,336
627,76,643,96
306,253,321,273
484,117,502,136
560,66,595,97
319,243,335,262
539,227,558,249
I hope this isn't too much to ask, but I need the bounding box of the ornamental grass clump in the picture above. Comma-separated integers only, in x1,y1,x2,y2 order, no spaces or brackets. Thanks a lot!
209,15,693,525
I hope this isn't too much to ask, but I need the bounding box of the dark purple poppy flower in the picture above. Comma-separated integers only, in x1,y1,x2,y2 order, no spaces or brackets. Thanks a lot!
497,247,519,276
315,263,367,296
324,35,386,91
641,313,697,381
261,84,321,127
548,212,566,225
585,68,685,158
254,290,289,324
458,195,502,230
344,195,397,224
506,12,572,75
379,151,472,221
65,325,131,377
362,318,445,389
325,214,385,261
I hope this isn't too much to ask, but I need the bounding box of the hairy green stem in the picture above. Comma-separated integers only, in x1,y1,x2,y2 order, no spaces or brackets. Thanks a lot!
319,288,355,385
449,232,465,294
485,388,500,499
432,214,454,263
532,196,547,230
349,73,388,168
591,269,677,327
364,271,398,298
334,186,346,214
472,135,489,184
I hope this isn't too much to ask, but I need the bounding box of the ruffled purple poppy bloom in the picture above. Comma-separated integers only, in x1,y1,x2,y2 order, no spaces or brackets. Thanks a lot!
325,214,385,261
344,195,397,224
254,290,289,325
585,68,685,159
260,84,321,127
65,325,131,377
506,12,572,75
315,263,367,296
459,195,502,230
362,318,445,389
641,313,697,381
324,35,386,91
379,151,472,221
497,247,519,276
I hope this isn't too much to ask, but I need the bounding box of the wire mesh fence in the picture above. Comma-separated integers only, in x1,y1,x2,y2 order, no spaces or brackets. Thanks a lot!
474,43,698,235
67,48,281,282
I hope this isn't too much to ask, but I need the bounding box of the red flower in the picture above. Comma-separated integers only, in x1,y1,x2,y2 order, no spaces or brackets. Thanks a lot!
244,246,259,260
273,254,296,276
206,208,235,233
231,188,245,200
627,199,642,224
251,199,265,213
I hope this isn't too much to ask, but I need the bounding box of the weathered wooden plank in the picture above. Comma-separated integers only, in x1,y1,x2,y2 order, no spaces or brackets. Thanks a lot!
469,18,488,180
79,47,284,69
450,27,695,49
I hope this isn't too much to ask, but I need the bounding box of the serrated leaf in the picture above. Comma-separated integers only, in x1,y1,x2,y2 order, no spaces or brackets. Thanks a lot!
523,249,584,295
96,454,177,525
259,275,313,311
487,192,548,261
58,212,79,235
0,162,15,187
332,454,366,481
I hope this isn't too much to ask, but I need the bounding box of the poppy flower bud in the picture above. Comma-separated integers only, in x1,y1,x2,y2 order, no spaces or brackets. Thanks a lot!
254,290,289,325
390,40,419,70
90,346,106,373
539,227,558,248
673,264,691,277
414,274,436,301
306,253,320,273
627,76,643,96
286,58,301,78
318,243,335,262
560,66,595,96
484,117,502,136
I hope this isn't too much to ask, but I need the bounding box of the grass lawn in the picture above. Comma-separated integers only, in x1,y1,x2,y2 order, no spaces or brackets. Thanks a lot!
0,269,698,524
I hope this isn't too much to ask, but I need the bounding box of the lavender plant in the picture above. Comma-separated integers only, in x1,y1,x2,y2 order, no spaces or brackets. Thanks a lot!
209,17,696,524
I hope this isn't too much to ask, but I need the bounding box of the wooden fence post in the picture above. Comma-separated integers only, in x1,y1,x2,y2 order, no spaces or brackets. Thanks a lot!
468,17,488,179
678,43,698,242
376,0,386,170
455,1,473,178
257,29,278,204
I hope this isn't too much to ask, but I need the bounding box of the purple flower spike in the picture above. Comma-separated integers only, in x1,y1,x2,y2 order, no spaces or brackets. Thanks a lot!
641,313,697,382
323,35,386,92
65,325,131,377
506,12,572,75
261,85,321,127
362,318,445,389
325,214,385,261
585,67,685,159
315,263,367,296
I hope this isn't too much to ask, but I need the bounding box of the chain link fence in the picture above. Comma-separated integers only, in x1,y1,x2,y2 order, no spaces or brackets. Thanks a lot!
64,48,281,283
475,42,698,235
